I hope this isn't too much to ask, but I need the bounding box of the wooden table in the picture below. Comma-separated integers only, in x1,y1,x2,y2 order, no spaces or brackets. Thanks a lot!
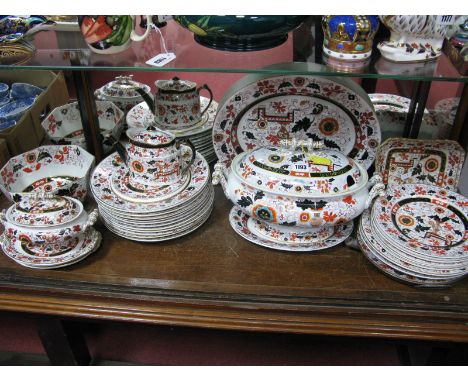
0,188,467,364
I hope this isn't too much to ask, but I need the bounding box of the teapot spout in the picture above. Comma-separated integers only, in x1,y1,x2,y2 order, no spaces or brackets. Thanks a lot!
135,87,155,115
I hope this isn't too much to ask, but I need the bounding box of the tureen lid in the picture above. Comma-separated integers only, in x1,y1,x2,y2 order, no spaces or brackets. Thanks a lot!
126,127,175,147
99,75,151,99
6,194,82,227
233,140,366,197
155,77,196,93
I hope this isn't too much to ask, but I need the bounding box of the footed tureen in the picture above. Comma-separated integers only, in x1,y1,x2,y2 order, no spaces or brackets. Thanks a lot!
213,140,384,244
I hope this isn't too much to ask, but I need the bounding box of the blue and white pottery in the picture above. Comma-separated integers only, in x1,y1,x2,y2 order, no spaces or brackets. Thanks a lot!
0,83,9,99
0,96,10,108
0,97,35,122
10,83,43,100
0,119,15,131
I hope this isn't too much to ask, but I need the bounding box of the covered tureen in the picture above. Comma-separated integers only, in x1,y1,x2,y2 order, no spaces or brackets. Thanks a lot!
0,193,98,255
213,140,384,245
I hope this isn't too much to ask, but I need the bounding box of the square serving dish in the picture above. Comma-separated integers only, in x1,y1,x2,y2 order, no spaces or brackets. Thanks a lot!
375,138,466,191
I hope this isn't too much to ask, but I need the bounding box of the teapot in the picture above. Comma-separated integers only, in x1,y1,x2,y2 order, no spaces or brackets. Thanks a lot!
136,77,213,129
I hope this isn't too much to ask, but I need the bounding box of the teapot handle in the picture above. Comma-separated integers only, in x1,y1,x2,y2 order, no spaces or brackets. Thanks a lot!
114,141,129,167
135,87,155,114
197,84,213,118
177,138,196,175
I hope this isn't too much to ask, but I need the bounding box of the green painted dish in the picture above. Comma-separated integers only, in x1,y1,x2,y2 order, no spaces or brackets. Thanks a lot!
173,15,307,51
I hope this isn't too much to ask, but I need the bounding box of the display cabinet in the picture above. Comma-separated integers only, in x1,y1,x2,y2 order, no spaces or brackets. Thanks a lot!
0,16,467,365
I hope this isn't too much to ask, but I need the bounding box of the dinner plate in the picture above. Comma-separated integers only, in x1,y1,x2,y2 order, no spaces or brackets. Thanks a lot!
371,183,468,260
229,207,353,252
91,152,210,214
357,227,461,287
126,97,218,137
360,212,467,278
1,228,101,268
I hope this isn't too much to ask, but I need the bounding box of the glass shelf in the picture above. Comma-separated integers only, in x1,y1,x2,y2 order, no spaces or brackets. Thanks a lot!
0,19,466,83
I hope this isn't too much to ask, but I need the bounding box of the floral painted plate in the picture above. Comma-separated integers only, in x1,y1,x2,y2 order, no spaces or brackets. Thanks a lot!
369,93,442,140
213,72,380,170
97,185,213,225
358,218,462,279
362,213,467,277
375,138,465,191
1,228,101,269
357,215,461,287
372,183,468,259
103,197,214,242
126,97,218,137
110,169,191,204
90,152,210,214
229,206,353,252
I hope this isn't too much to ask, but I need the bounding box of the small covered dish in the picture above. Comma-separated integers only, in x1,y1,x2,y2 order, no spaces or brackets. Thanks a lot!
0,193,98,255
95,75,151,114
213,140,384,243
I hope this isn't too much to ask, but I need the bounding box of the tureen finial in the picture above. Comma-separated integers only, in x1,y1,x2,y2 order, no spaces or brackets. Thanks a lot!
116,74,133,84
279,138,324,151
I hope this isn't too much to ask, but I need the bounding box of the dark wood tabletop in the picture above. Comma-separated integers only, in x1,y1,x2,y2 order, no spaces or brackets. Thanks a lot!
0,187,467,342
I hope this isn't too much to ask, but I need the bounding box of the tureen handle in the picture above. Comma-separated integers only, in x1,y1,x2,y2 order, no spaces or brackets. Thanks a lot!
365,182,386,209
368,173,383,187
83,209,99,232
177,138,197,175
197,84,214,118
212,162,230,196
0,210,6,226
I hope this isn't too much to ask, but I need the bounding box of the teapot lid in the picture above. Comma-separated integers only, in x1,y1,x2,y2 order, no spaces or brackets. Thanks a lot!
100,75,151,99
232,140,366,198
156,77,196,93
126,127,175,147
6,194,82,227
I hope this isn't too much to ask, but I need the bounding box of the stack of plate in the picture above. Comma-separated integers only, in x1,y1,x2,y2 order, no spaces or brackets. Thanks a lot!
358,183,468,287
90,150,214,242
126,97,218,164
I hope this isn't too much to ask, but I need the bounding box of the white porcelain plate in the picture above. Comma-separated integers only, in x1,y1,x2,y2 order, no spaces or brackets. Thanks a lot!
372,183,468,259
91,152,210,214
126,97,218,137
229,207,353,252
1,228,101,268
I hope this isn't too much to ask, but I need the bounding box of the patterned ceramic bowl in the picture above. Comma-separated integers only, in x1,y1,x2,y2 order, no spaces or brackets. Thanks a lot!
10,82,43,100
0,194,98,255
0,83,9,99
0,97,35,122
0,145,95,202
41,100,124,154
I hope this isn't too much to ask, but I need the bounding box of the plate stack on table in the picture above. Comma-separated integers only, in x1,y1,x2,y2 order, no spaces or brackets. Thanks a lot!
90,150,214,242
126,97,218,164
358,183,468,287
